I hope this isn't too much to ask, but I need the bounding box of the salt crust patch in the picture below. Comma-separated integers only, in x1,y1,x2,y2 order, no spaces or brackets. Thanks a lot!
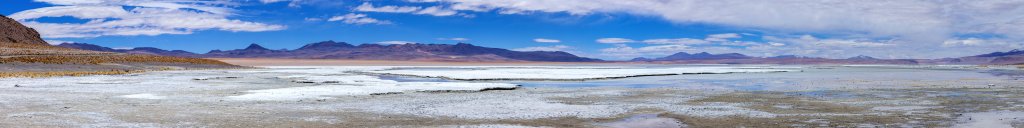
119,93,166,100
425,124,547,128
229,74,518,101
6,112,161,127
954,111,1024,128
364,67,796,80
227,82,518,101
870,106,937,111
341,89,776,120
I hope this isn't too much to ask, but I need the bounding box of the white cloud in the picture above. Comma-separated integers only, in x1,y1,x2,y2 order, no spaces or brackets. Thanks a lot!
641,38,708,45
533,38,561,43
942,38,988,47
705,33,742,42
304,17,323,22
328,13,391,25
513,45,572,52
413,0,1024,46
259,0,337,8
44,40,72,45
259,0,289,3
437,37,470,41
377,40,417,45
408,0,1024,59
599,44,694,59
356,2,421,13
941,38,1022,48
355,2,460,17
10,0,285,38
596,38,635,43
767,35,895,48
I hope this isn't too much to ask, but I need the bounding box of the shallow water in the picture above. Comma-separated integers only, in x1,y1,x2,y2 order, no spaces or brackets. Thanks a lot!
376,65,1021,91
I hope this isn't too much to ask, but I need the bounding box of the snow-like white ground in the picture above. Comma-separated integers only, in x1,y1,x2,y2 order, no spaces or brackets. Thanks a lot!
954,111,1024,128
119,93,166,100
361,66,799,80
1,65,1017,127
0,66,519,101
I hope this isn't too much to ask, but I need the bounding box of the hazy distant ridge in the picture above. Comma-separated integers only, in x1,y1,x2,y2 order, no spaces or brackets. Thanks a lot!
59,41,602,62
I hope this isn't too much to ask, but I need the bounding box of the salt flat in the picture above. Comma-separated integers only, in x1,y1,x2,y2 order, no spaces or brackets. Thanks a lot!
0,65,1022,127
360,66,797,80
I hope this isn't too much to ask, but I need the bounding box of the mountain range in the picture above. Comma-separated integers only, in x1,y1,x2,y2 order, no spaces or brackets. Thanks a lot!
630,51,1024,65
58,41,602,62
58,41,1024,65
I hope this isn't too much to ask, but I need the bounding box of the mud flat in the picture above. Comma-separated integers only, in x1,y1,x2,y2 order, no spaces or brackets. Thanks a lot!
0,65,1023,127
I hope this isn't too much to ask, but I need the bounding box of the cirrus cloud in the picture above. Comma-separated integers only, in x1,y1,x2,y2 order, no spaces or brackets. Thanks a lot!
533,38,561,43
413,0,1024,51
513,45,572,52
596,38,635,44
328,13,391,25
355,2,461,17
10,0,286,38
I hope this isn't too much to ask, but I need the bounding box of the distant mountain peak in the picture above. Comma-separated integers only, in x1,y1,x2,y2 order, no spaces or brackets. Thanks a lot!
296,40,354,51
848,55,876,60
769,55,815,59
670,52,691,56
56,43,116,52
974,49,1024,57
244,43,269,51
654,52,751,61
630,57,653,61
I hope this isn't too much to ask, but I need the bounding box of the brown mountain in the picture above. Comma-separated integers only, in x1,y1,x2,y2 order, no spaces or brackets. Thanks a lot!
650,52,753,61
0,15,239,77
939,49,1024,65
633,52,920,65
634,50,1024,65
0,14,46,45
56,43,201,57
61,41,603,62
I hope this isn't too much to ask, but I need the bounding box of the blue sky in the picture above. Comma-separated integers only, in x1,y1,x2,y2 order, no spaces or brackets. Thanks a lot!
4,0,1024,60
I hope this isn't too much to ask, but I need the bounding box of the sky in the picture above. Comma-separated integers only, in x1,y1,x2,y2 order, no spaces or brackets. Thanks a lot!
3,0,1024,60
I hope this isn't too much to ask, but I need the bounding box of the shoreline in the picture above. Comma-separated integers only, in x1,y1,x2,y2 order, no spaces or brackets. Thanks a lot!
208,58,620,66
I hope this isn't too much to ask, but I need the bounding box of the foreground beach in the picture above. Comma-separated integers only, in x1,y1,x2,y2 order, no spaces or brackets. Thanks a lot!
1,64,1023,127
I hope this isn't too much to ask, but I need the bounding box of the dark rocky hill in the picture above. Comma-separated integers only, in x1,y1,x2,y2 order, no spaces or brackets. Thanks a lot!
0,14,47,45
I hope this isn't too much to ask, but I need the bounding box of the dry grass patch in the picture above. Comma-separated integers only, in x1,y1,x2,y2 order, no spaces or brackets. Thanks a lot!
0,55,233,65
0,70,141,78
0,43,104,55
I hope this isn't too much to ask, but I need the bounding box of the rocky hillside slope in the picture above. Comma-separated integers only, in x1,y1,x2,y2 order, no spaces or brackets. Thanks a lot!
0,15,241,77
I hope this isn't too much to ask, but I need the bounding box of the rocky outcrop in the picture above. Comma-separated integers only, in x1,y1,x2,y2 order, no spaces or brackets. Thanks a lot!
0,15,47,45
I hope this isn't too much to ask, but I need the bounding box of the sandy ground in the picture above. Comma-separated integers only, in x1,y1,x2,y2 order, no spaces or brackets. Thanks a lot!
1,66,1023,127
209,58,619,66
